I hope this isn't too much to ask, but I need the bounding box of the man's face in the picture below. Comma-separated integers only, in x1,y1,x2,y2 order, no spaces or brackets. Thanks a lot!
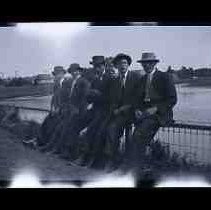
116,59,129,75
141,61,157,74
71,70,80,78
94,63,105,79
105,62,118,78
54,72,65,81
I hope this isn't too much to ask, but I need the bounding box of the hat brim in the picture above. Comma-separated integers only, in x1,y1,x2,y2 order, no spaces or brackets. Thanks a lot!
137,59,159,63
89,61,105,65
113,55,132,66
52,70,66,75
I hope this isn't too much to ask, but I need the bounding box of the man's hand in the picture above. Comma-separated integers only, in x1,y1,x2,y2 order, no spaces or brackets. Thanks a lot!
135,109,143,120
50,106,60,115
145,106,157,115
113,108,120,116
113,105,130,116
119,105,130,112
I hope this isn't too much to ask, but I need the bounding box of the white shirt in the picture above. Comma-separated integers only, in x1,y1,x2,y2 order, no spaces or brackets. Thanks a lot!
59,77,65,87
70,75,81,98
147,67,156,83
144,68,157,102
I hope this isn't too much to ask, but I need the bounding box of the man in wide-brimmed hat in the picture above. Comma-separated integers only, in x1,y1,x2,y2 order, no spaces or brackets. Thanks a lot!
112,53,132,67
102,53,142,171
131,52,177,174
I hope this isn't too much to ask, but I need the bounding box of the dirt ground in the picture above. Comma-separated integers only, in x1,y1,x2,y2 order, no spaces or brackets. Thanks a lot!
1,125,211,188
0,127,107,187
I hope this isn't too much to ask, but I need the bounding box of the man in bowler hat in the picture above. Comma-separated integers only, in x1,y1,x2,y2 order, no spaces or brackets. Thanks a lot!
70,56,108,166
36,66,66,148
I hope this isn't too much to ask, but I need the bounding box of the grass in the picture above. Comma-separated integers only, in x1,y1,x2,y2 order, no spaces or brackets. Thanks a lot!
0,106,41,140
0,84,53,99
7,121,41,140
149,139,211,177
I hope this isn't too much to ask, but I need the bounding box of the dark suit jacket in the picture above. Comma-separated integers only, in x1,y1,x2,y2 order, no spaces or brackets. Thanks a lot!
51,78,72,111
69,76,92,115
104,70,142,116
134,70,177,126
51,76,92,116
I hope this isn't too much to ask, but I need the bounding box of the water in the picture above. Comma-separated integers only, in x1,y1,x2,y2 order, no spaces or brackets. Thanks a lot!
0,84,211,124
174,84,211,125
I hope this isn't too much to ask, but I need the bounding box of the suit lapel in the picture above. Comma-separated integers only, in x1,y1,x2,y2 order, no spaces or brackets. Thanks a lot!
150,70,159,89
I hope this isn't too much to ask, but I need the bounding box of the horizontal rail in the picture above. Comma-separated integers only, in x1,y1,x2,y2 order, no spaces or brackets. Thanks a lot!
0,104,50,113
2,104,211,130
163,123,211,131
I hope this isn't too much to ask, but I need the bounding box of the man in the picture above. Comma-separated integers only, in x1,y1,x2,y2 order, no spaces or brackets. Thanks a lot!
70,56,108,166
132,52,177,174
54,64,95,161
104,53,142,170
90,55,105,82
76,56,121,168
36,66,66,148
40,63,87,156
104,57,119,81
50,66,67,113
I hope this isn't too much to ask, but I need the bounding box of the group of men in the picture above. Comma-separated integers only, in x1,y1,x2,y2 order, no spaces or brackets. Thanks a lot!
29,52,178,173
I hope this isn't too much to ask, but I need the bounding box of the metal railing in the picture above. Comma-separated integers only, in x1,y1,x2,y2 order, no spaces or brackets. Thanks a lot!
155,122,211,165
1,104,211,165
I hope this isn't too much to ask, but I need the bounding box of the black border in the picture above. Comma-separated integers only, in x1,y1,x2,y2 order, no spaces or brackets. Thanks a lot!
1,5,211,204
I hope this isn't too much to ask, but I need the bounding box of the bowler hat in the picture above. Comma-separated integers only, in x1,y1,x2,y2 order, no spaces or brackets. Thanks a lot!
52,66,66,76
90,56,105,65
113,53,132,66
137,52,160,63
67,63,83,73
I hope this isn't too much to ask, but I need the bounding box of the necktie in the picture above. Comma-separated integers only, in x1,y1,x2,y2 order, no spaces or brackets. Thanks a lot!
144,73,151,102
119,74,125,105
121,74,125,88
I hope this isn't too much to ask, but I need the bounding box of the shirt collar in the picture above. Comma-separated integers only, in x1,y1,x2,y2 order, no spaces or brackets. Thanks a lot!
120,70,129,79
146,68,157,81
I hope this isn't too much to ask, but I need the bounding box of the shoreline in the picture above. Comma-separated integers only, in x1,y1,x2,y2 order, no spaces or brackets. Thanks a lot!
0,84,53,100
175,77,211,88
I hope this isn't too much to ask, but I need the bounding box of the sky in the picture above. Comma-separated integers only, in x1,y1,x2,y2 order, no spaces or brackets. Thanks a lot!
1,23,211,77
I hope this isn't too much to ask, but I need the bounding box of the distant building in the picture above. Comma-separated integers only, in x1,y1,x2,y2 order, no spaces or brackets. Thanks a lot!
34,74,54,85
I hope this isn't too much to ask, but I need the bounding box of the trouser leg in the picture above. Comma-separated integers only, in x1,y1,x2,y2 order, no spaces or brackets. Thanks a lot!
105,116,129,166
132,116,160,168
37,114,59,146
